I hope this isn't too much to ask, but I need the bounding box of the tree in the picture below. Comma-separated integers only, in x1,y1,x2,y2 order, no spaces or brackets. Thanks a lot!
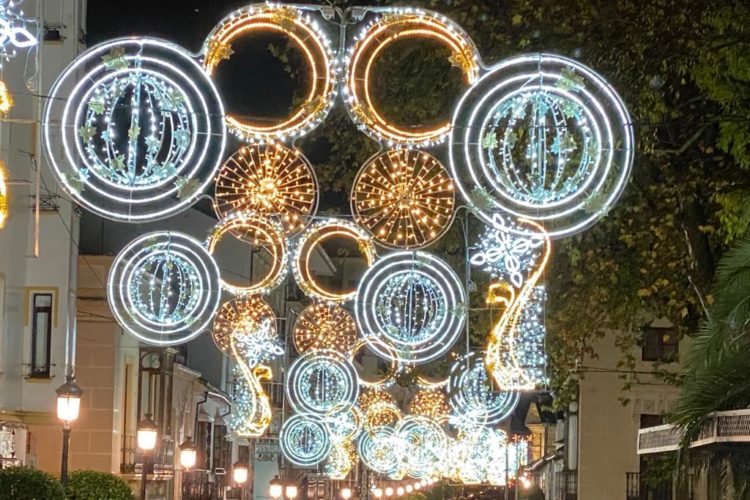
0,467,65,500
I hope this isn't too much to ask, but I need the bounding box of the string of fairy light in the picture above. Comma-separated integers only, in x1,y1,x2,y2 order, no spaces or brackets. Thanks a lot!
35,1,634,493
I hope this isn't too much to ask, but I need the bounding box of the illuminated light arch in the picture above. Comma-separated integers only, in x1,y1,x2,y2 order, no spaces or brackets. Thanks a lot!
43,38,226,223
292,218,376,303
201,4,337,142
107,231,221,346
355,251,466,365
344,8,480,146
351,149,455,249
206,211,288,296
293,303,358,355
448,352,519,428
449,53,634,239
286,349,360,416
214,143,318,236
280,413,332,467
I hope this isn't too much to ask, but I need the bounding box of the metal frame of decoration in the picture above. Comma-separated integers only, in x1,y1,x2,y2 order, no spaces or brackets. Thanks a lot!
214,142,319,236
351,149,456,249
107,231,222,346
43,38,226,223
201,3,338,143
343,7,480,146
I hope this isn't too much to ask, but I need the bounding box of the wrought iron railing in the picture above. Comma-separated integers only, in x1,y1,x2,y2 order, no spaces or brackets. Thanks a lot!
625,472,673,500
638,409,750,454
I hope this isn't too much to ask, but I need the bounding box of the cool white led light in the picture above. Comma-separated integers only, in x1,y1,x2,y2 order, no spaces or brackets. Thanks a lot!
280,413,332,467
286,350,360,416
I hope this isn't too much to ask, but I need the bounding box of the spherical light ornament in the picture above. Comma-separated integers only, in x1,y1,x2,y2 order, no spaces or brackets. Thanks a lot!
43,38,226,222
351,150,455,249
286,350,359,416
344,8,480,146
107,231,221,346
363,402,403,431
294,303,357,355
449,53,634,238
293,218,376,303
396,416,448,478
280,413,332,467
357,426,402,475
355,251,466,364
324,405,363,443
409,389,450,424
206,211,288,296
202,4,337,142
449,352,519,428
214,143,318,236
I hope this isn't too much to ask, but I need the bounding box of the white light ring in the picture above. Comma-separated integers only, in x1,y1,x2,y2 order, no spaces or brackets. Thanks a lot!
448,352,519,426
323,404,363,443
344,8,480,146
449,53,633,239
357,425,403,475
280,413,332,467
396,416,448,478
107,231,221,346
44,37,226,223
355,251,466,364
285,349,360,416
201,5,337,142
350,338,398,389
206,211,288,296
292,218,376,303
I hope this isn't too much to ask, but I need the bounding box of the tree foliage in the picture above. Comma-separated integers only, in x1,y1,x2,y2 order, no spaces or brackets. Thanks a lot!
65,470,134,500
0,467,65,500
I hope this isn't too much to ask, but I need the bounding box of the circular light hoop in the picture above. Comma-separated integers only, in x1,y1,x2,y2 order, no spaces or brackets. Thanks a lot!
449,352,520,427
286,350,360,416
206,211,288,296
357,426,402,475
293,219,376,303
351,339,398,389
396,416,448,478
43,38,226,223
355,251,466,364
351,149,456,249
107,231,221,346
214,143,319,236
449,53,634,238
293,303,358,355
212,296,276,355
324,405,363,443
344,9,480,146
363,401,403,432
280,413,332,467
202,5,337,142
409,389,450,424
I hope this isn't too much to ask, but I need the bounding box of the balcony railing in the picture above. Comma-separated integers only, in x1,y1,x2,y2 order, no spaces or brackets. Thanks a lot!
626,472,673,500
555,470,577,500
638,409,750,454
120,434,174,477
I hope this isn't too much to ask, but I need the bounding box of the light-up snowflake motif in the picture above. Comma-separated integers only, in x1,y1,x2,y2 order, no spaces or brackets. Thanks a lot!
80,70,193,188
0,1,37,64
232,318,283,368
280,413,332,467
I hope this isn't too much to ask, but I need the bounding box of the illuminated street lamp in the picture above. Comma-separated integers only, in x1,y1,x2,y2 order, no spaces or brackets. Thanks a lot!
285,484,298,499
270,475,283,499
340,486,352,499
233,461,249,485
179,438,197,469
55,377,82,486
397,486,405,496
385,487,394,497
137,415,158,500
373,488,383,498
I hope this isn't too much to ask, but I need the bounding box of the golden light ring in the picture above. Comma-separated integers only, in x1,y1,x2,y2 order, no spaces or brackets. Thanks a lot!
293,303,358,355
344,11,480,146
202,5,337,141
212,295,276,355
206,211,288,296
350,338,398,390
292,219,376,303
351,149,455,249
214,143,319,236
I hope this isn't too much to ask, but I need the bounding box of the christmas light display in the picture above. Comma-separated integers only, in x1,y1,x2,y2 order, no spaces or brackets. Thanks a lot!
293,303,358,355
201,4,337,142
0,1,36,64
351,149,455,249
409,389,450,424
449,53,634,238
0,81,12,115
449,352,519,428
358,426,402,475
107,231,221,346
324,440,357,480
324,405,363,443
286,350,360,416
214,143,318,236
0,163,7,229
280,413,332,467
362,401,403,431
351,339,398,389
228,364,274,437
212,296,282,366
397,416,448,479
355,251,466,364
293,218,376,303
43,38,226,222
206,211,288,296
344,8,480,146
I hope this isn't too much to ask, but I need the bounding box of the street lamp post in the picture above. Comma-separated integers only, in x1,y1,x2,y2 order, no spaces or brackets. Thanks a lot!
270,475,283,499
55,376,83,487
137,415,158,500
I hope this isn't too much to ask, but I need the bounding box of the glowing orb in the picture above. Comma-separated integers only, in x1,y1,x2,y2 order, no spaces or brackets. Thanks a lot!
280,413,331,467
355,251,466,364
409,389,450,424
293,303,358,355
286,350,360,416
43,38,226,222
449,53,634,238
351,149,455,249
214,143,318,236
107,231,221,346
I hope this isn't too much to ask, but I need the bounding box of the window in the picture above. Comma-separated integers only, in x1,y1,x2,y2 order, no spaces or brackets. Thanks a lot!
30,293,53,377
641,327,679,362
640,414,664,429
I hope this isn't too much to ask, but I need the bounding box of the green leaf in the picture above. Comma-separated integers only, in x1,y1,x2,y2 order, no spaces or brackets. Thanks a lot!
102,47,129,70
174,176,202,200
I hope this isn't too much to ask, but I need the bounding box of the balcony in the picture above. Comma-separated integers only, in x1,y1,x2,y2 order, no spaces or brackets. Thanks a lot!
638,409,750,454
626,472,673,500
